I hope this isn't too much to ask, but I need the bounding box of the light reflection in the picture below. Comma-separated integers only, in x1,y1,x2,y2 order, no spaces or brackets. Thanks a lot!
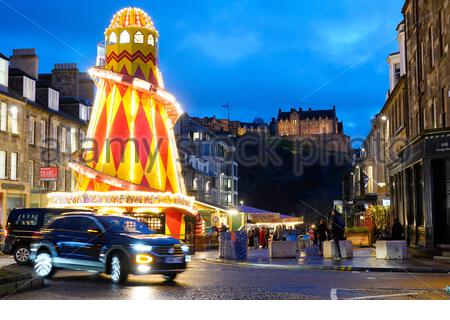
130,286,155,300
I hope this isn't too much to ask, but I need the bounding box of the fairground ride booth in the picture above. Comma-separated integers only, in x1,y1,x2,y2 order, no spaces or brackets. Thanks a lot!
47,7,206,247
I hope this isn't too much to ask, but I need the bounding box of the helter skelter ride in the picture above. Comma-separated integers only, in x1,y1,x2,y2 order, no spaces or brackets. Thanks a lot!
48,7,198,239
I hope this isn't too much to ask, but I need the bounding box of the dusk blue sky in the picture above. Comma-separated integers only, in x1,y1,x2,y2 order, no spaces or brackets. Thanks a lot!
0,0,404,139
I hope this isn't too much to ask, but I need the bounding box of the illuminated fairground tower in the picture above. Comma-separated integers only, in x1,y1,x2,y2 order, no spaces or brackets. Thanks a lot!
48,7,198,238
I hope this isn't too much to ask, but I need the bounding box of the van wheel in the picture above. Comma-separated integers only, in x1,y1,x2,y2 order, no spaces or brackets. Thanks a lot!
13,245,30,265
163,273,177,282
110,254,128,284
34,252,55,279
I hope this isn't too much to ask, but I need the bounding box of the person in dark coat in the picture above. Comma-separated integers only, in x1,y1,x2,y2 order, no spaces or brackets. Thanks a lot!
391,218,404,240
248,228,254,248
331,210,345,259
317,219,330,255
253,227,260,249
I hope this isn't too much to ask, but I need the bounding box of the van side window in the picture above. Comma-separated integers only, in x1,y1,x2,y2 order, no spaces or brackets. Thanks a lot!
14,213,38,226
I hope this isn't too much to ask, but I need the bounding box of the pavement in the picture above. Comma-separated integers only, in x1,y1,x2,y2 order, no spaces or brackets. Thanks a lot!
0,255,44,298
200,246,450,273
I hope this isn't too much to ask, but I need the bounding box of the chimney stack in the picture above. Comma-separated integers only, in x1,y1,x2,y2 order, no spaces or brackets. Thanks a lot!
9,48,38,79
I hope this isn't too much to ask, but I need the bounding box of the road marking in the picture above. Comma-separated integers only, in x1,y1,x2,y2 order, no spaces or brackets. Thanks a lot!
330,288,338,300
348,291,423,300
367,277,376,280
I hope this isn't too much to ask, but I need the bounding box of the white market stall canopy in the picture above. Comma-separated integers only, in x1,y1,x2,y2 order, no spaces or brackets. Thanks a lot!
238,205,303,225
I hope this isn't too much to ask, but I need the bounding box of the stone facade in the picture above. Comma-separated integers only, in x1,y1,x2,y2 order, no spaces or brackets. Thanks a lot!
0,49,91,226
275,106,342,137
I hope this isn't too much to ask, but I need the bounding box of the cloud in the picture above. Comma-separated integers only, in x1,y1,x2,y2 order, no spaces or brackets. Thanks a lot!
182,29,262,64
308,19,384,65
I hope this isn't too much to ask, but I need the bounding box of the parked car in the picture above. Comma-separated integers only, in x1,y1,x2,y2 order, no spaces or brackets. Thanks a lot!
30,212,190,284
2,208,93,265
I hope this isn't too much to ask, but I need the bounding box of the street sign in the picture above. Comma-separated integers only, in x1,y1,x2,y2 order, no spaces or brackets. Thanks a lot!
40,167,58,181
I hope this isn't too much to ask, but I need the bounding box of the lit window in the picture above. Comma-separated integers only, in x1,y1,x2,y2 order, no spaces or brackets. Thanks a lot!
71,128,77,153
0,58,8,87
147,34,155,46
0,150,6,179
193,178,198,190
109,32,117,44
120,30,130,43
134,31,144,44
0,102,7,131
9,105,19,134
10,152,18,181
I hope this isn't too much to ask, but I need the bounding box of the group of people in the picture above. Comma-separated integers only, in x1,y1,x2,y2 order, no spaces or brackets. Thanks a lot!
305,210,346,259
247,226,270,249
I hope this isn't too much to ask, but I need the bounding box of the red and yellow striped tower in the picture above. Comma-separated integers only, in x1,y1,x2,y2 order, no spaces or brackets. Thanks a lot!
48,8,195,238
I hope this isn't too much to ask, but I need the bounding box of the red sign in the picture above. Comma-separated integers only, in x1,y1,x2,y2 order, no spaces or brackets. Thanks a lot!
40,167,58,181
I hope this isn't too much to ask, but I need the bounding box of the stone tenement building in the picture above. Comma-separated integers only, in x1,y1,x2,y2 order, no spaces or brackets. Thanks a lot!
274,106,343,136
345,0,450,253
0,48,92,226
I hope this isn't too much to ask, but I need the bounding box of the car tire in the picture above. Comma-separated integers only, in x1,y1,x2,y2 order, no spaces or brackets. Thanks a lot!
163,273,177,282
34,251,55,279
110,254,128,284
13,245,30,265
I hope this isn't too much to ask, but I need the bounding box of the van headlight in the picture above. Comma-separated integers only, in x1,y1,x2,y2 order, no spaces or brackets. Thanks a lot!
132,244,153,252
181,245,189,253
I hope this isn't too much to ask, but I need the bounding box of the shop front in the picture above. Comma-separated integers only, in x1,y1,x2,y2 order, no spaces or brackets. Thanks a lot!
0,181,30,227
389,133,450,250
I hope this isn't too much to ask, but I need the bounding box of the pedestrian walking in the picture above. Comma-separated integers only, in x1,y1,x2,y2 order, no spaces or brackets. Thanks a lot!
265,226,270,248
331,210,345,260
248,228,254,248
253,226,260,250
317,219,330,255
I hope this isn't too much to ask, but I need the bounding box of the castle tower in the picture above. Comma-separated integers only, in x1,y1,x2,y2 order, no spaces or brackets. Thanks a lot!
48,8,194,237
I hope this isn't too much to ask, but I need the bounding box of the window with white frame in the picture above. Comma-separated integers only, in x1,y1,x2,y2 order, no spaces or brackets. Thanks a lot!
0,150,6,179
71,128,77,153
40,120,46,147
134,31,144,43
48,88,59,111
28,116,35,145
0,102,7,131
9,105,19,134
10,152,18,180
28,160,34,186
79,104,89,121
60,126,67,153
193,178,198,190
23,77,36,101
120,30,130,43
0,58,8,87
